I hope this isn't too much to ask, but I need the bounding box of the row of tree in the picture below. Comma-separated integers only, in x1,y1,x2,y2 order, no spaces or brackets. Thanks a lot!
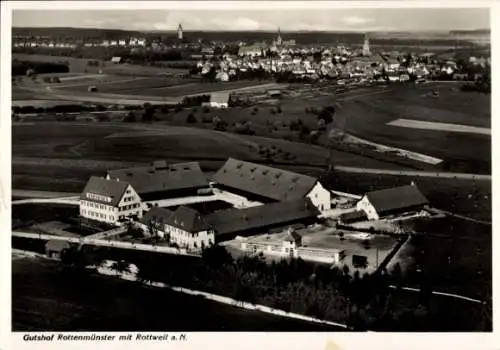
56,242,490,331
12,60,70,76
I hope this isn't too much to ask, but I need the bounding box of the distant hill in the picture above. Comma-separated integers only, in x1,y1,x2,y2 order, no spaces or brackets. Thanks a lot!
450,29,490,35
12,27,145,39
11,26,490,46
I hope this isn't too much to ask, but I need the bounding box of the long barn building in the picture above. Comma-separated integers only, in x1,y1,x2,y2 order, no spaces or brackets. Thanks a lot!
106,160,209,201
212,158,331,211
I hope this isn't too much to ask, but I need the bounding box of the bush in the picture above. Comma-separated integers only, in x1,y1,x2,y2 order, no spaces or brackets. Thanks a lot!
186,113,197,123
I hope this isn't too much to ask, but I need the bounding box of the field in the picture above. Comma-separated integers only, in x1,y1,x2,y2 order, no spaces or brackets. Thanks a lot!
12,53,189,76
335,83,491,174
12,256,342,331
59,77,280,97
396,229,491,301
12,122,408,193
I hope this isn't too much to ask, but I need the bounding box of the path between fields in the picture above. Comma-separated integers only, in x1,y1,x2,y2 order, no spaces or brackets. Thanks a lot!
334,165,491,181
12,189,80,199
388,285,484,304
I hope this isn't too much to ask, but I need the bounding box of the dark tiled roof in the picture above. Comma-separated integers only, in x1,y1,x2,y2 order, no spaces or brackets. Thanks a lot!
212,158,318,202
107,161,208,195
339,210,367,223
80,176,130,207
207,198,320,236
141,205,211,233
165,206,212,233
140,206,174,225
365,185,428,215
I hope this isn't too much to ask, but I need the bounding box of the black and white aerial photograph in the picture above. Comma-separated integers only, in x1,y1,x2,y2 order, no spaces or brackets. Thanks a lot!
7,2,493,334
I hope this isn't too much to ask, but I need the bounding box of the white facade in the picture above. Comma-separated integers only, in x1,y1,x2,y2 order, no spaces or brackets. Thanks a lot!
241,240,345,265
306,182,331,211
202,101,228,109
356,195,379,220
140,220,215,252
167,224,215,251
80,185,142,224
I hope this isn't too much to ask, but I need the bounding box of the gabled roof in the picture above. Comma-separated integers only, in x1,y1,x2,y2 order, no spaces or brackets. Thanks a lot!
339,210,367,223
207,198,320,236
365,185,429,215
165,206,212,233
107,161,208,195
80,176,130,206
140,206,174,226
212,158,318,202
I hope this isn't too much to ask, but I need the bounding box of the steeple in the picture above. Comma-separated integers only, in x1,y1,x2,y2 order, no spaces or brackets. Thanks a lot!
177,23,183,41
362,32,371,56
276,27,283,45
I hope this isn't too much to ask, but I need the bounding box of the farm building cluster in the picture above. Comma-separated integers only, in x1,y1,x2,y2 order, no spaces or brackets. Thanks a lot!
78,157,429,267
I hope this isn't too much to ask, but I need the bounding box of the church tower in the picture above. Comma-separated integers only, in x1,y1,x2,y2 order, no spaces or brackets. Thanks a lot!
362,33,371,56
177,24,183,41
276,27,283,46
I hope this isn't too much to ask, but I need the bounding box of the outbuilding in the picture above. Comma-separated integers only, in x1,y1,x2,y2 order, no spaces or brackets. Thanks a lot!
110,56,123,64
356,184,429,220
45,240,71,260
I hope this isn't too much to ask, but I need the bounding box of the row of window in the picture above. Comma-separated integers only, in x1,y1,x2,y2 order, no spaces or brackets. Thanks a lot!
122,203,140,211
81,201,140,212
82,209,114,221
82,201,114,212
123,196,135,203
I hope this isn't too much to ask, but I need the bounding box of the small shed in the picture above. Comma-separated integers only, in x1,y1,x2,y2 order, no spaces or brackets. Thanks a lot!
110,56,123,64
267,90,282,98
338,210,367,224
45,240,71,260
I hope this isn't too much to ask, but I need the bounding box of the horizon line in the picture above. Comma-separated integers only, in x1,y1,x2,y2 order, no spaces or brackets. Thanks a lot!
12,26,491,33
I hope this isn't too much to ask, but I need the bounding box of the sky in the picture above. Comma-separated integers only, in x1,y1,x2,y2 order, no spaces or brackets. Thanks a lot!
12,8,490,32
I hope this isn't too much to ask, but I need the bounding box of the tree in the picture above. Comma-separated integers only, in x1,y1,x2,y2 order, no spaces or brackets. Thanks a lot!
141,104,155,122
186,113,197,123
317,119,327,131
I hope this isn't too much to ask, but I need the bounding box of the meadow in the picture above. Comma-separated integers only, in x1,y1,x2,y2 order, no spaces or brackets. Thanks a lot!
12,121,408,193
336,83,491,174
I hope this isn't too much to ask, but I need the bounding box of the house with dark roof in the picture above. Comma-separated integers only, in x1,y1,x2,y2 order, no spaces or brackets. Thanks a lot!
338,210,367,224
139,206,174,238
106,161,209,200
212,158,330,211
45,240,71,260
139,205,215,252
206,198,320,241
356,184,429,220
80,176,142,225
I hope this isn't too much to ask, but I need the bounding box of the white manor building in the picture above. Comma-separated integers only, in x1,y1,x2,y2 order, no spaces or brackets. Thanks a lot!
140,206,215,252
80,176,142,225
